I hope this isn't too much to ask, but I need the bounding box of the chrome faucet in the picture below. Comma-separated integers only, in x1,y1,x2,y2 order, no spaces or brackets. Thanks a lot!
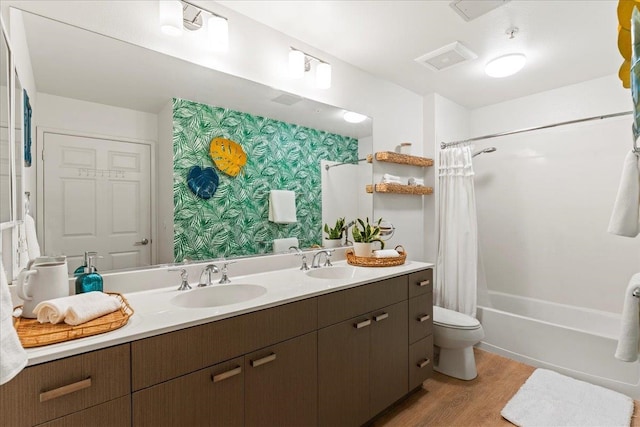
168,268,191,291
343,220,356,246
198,264,219,287
218,261,235,284
311,250,334,268
290,247,310,271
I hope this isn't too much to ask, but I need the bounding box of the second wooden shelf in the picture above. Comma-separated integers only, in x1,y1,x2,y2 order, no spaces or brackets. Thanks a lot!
375,151,434,167
366,183,433,195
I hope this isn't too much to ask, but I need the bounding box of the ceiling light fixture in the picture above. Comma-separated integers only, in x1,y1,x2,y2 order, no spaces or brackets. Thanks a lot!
158,0,229,52
485,27,526,78
289,47,332,89
343,111,368,123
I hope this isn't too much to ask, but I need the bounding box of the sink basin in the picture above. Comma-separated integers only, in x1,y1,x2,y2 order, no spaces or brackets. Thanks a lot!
305,266,366,280
170,284,267,308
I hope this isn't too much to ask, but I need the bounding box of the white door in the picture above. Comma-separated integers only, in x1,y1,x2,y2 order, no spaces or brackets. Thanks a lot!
43,132,151,274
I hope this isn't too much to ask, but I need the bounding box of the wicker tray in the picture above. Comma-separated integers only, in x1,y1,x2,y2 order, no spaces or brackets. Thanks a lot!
346,245,407,267
13,293,134,348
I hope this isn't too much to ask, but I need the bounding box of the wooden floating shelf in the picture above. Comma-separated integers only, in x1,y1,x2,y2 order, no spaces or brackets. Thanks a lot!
366,183,434,195
374,151,434,167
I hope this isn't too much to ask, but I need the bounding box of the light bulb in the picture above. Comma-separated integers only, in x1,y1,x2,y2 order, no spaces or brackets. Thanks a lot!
316,62,332,89
208,15,228,52
343,111,367,123
485,53,526,78
159,0,183,37
289,50,305,79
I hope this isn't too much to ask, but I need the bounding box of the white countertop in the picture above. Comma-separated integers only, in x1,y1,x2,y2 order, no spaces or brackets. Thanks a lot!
24,260,433,366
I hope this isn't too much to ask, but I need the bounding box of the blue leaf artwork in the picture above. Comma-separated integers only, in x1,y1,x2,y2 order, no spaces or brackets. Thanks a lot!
187,166,219,199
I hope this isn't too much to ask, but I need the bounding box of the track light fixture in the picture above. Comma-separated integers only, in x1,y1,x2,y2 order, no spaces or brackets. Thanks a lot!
289,47,332,89
158,0,228,52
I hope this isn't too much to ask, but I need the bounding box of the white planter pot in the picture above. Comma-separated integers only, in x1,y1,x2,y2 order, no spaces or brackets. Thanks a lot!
353,242,373,257
323,238,342,249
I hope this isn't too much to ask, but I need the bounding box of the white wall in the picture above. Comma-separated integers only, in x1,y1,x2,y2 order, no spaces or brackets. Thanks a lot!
470,74,639,313
2,0,425,260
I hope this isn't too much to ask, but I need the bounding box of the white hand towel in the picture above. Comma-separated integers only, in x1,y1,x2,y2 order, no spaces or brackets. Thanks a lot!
0,260,28,385
25,214,41,261
273,237,299,253
268,190,297,224
373,249,400,258
608,151,640,237
33,292,121,326
615,273,640,362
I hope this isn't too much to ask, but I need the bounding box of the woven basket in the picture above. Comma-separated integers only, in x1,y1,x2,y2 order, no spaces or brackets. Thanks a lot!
346,245,407,267
13,293,133,348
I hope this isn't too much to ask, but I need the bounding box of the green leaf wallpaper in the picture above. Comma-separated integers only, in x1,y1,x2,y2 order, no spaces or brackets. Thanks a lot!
173,98,358,261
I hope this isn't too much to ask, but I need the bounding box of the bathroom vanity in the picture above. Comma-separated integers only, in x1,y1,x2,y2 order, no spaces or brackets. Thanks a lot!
0,263,433,427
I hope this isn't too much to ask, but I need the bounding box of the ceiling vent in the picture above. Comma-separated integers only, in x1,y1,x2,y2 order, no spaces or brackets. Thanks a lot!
449,0,510,21
414,41,477,72
271,93,303,106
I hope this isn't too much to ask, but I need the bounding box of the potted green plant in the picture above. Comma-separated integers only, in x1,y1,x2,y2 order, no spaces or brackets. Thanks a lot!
351,217,385,257
323,217,345,248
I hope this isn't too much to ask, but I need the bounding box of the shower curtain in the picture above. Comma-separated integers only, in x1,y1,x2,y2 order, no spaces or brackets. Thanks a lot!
435,143,478,317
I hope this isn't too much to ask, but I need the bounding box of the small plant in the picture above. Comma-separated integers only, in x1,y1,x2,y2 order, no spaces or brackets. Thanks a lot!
352,217,385,248
324,217,345,239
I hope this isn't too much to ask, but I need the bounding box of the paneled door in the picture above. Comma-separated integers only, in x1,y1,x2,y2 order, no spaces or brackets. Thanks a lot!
43,132,151,273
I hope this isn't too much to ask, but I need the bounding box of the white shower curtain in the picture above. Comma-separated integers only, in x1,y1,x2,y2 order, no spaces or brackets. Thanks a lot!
435,143,478,317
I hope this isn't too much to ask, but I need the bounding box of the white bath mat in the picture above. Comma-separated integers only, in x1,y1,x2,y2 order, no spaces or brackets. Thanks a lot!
501,368,634,427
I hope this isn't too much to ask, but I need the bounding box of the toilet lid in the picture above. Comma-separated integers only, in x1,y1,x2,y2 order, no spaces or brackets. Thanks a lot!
433,306,481,330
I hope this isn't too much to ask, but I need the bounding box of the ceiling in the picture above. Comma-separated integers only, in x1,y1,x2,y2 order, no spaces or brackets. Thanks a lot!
218,0,621,109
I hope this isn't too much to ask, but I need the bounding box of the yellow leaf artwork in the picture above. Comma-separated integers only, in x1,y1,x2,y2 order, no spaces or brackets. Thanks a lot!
209,137,247,177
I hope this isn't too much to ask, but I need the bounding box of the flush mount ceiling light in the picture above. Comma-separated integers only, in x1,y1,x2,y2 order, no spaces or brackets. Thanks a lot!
343,111,368,123
158,0,229,52
485,53,526,78
485,27,526,78
289,47,332,89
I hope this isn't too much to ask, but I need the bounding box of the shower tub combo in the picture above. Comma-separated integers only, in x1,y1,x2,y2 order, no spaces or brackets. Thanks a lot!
476,291,640,399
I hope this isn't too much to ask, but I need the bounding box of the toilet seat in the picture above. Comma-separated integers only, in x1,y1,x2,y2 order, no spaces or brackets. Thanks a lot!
433,306,480,330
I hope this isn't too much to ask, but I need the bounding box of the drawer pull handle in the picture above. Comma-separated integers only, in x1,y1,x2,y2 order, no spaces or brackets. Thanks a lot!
417,358,431,369
212,366,242,383
251,353,276,368
354,319,372,329
418,314,431,323
374,313,389,322
39,377,92,403
418,280,431,287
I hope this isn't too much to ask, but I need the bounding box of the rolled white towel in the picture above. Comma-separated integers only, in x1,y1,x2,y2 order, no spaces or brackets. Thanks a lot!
382,173,403,184
408,177,424,186
373,249,400,258
33,292,121,326
615,273,640,362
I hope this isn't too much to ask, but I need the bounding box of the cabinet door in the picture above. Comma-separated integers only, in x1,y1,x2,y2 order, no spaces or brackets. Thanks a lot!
409,335,434,390
318,315,371,427
36,396,130,427
132,357,244,427
245,332,317,427
409,292,433,344
369,301,409,418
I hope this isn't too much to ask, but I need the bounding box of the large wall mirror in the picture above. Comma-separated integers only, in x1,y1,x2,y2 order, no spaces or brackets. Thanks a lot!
8,8,373,277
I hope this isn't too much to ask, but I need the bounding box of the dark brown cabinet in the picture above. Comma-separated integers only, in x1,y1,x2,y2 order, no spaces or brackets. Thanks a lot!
132,357,244,427
245,332,317,427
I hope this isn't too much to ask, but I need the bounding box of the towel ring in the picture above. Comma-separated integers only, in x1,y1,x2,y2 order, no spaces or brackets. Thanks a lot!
633,287,640,298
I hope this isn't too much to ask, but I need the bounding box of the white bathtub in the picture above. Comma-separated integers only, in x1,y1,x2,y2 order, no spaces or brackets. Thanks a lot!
476,291,640,399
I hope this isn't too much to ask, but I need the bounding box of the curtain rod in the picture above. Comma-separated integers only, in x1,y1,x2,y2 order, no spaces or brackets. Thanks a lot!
440,111,633,149
324,158,369,171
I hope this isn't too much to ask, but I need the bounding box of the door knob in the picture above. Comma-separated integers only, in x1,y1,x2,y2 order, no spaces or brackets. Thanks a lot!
135,238,149,246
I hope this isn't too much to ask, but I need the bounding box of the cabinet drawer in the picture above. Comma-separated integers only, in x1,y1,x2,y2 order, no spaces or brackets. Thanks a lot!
36,396,130,427
132,297,317,390
408,269,433,299
409,335,434,390
0,344,130,427
409,292,433,344
318,275,407,328
133,356,244,427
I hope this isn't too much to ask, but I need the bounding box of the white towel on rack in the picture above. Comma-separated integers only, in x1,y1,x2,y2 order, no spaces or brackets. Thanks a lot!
24,214,41,261
0,260,27,385
268,190,297,224
608,151,640,237
615,273,640,362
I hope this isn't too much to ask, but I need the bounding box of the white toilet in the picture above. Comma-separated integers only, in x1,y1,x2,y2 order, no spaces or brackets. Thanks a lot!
432,306,485,380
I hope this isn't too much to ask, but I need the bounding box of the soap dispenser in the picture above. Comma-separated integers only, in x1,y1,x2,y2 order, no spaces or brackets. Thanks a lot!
73,251,98,277
75,252,103,294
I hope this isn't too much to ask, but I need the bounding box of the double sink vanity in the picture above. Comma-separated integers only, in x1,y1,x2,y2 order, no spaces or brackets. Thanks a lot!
1,254,434,427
